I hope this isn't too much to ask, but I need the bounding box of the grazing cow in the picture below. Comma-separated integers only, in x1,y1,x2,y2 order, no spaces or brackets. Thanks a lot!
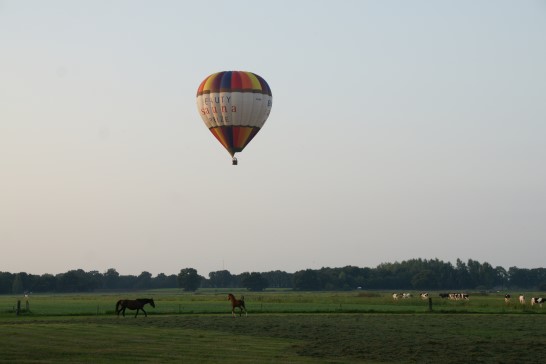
519,295,525,304
531,297,545,307
420,293,429,299
439,293,449,299
402,293,412,299
504,294,511,303
448,293,469,300
392,293,400,300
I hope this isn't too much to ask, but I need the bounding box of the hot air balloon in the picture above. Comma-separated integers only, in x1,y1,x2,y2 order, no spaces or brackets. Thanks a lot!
196,71,272,165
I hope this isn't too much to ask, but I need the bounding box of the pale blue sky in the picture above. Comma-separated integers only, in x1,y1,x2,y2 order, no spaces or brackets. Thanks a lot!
1,0,545,276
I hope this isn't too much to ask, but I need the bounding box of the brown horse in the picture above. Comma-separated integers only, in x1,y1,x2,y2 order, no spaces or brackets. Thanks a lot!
227,293,247,317
116,298,155,317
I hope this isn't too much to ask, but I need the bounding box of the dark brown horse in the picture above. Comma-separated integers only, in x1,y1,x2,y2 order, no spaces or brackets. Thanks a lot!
116,298,155,317
227,293,247,317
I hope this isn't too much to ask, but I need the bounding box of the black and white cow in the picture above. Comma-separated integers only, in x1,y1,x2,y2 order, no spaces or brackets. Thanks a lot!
504,294,511,303
420,292,429,299
393,293,412,300
531,297,545,307
448,293,469,300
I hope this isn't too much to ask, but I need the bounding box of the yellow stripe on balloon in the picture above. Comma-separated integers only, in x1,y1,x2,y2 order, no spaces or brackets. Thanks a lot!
203,73,220,93
244,72,262,91
234,126,254,150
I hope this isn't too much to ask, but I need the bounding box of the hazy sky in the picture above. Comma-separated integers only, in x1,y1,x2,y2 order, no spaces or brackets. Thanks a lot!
1,0,545,277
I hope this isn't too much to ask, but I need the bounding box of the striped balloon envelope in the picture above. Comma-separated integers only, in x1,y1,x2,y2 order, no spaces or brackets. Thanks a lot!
196,71,272,165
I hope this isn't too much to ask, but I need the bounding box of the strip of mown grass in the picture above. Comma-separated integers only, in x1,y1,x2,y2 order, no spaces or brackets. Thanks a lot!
1,313,546,363
0,322,311,363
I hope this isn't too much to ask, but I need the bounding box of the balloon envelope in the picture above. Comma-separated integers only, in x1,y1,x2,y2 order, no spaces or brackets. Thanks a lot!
196,71,272,159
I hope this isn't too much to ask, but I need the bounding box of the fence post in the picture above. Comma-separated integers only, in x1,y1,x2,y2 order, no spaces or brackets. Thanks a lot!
16,300,21,316
428,297,433,311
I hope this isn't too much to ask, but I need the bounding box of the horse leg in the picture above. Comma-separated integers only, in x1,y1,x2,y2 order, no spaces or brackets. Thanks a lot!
122,308,126,317
134,309,139,318
142,308,147,317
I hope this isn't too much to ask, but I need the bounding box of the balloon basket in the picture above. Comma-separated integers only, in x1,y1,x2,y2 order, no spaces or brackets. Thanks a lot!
232,157,238,166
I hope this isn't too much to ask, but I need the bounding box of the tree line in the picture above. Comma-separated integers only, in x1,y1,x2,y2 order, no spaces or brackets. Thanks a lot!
1,258,545,294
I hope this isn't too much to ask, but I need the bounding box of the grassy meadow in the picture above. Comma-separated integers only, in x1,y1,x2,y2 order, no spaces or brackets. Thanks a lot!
1,290,545,363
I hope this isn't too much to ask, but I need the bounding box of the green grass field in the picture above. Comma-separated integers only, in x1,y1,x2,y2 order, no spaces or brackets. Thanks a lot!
1,290,545,363
3,290,544,316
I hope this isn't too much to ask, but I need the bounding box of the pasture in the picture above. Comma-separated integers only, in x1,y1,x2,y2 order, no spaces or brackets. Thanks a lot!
1,290,545,363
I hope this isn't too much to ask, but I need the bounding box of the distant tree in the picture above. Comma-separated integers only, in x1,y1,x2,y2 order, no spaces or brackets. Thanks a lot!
103,268,120,289
177,268,202,291
455,259,471,289
467,259,484,288
314,267,339,290
135,271,152,289
426,259,454,289
261,270,293,288
480,262,498,289
4,257,546,293
531,268,546,289
293,269,322,290
0,272,14,294
32,273,56,292
209,270,234,288
508,267,530,288
411,269,436,290
338,266,369,290
117,274,138,289
494,266,509,288
240,272,269,292
58,269,99,292
372,262,406,289
88,270,103,290
152,273,178,289
12,273,25,294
